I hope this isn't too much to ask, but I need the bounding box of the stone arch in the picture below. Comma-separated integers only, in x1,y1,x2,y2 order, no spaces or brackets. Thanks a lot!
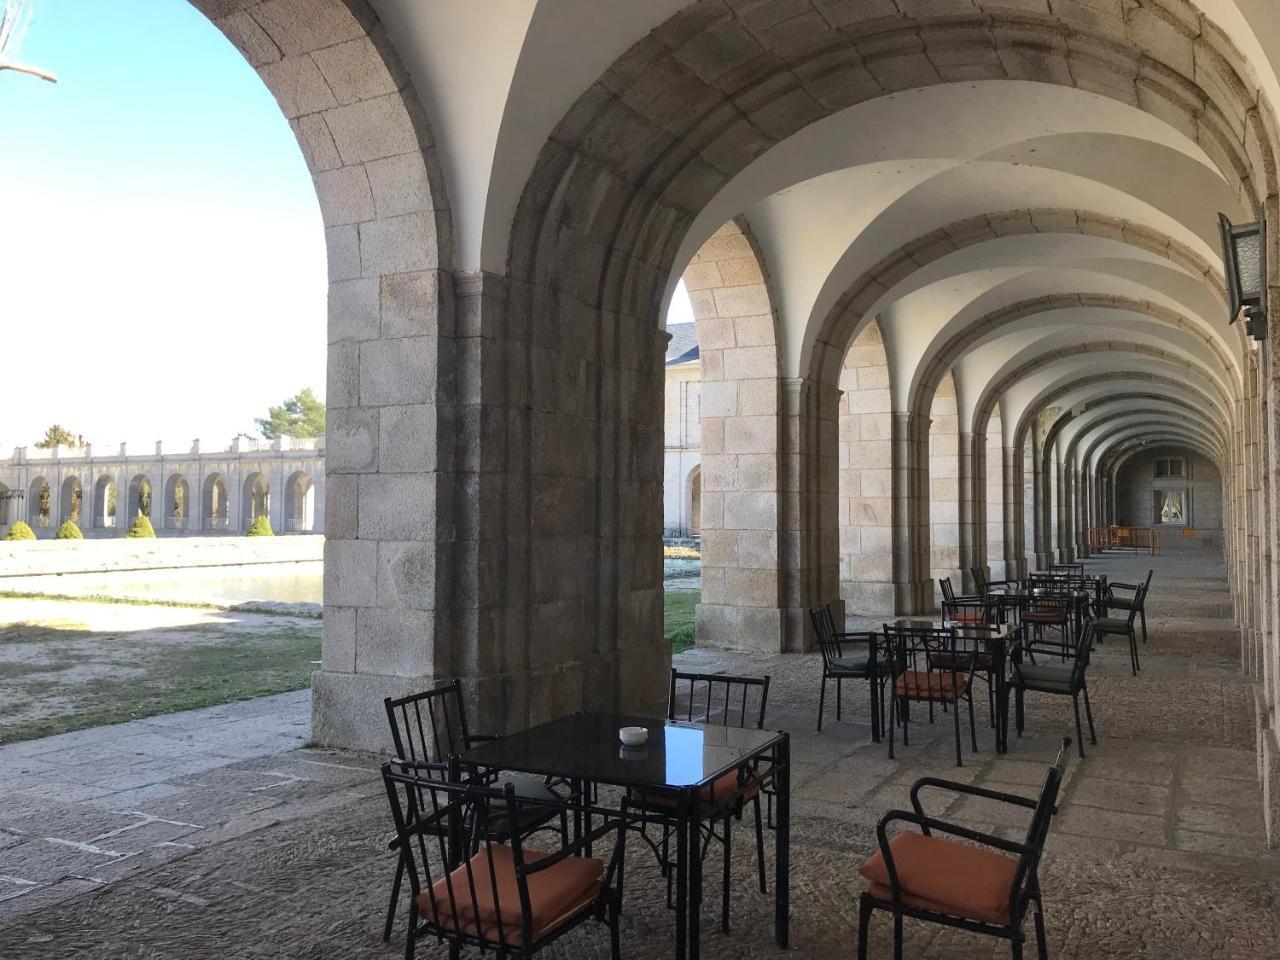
284,470,316,533
838,319,894,612
59,475,82,526
203,473,229,531
679,217,790,650
93,475,115,530
127,474,154,523
687,464,701,538
164,474,191,531
242,472,270,528
816,207,1239,390
0,481,8,527
28,476,49,529
190,0,453,746
501,0,1279,680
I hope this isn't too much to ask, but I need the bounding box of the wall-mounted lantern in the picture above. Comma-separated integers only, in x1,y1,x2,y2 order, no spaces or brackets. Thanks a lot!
1218,213,1267,342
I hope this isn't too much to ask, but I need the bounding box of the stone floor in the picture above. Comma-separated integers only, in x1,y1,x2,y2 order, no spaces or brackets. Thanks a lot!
1,550,1277,958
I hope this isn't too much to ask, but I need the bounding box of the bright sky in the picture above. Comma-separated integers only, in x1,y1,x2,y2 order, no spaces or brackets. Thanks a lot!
0,0,325,452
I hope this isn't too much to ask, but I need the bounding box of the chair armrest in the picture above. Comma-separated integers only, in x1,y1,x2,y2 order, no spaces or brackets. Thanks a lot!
465,733,501,745
519,814,627,876
1107,582,1139,592
909,777,1037,821
873,809,1031,896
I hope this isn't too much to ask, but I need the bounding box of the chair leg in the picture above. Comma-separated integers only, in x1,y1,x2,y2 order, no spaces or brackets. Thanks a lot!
888,691,897,759
817,675,827,732
893,913,904,960
384,850,404,942
1016,687,1025,736
869,679,880,743
1082,685,1097,744
752,795,766,893
1140,607,1147,644
837,677,843,721
1071,694,1085,759
721,815,732,934
952,693,963,766
1034,902,1049,960
967,693,977,753
1011,937,1024,960
610,902,622,960
403,901,419,960
856,894,873,960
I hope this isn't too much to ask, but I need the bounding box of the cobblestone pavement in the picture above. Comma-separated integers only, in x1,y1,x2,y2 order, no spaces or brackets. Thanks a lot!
1,550,1277,958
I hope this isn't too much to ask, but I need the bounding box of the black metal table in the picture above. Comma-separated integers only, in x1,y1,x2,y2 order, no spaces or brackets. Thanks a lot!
455,711,790,960
887,619,1020,754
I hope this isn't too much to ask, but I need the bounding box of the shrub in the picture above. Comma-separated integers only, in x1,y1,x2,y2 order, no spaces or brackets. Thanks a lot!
3,521,36,541
663,545,701,559
55,520,84,540
246,515,274,537
127,514,156,538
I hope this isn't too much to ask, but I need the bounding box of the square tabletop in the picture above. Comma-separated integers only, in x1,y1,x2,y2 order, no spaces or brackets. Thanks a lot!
455,711,785,792
887,617,1016,639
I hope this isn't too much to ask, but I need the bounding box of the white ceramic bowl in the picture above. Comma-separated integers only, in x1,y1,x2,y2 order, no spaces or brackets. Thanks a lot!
619,725,648,746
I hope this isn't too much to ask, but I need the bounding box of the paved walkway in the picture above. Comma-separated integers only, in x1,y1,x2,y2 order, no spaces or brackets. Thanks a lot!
1,549,1277,958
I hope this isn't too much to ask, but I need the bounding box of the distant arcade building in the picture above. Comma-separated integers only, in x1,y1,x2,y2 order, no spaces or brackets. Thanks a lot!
0,438,324,537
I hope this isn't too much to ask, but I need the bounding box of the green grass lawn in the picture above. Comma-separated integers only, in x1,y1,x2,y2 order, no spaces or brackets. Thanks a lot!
664,590,698,653
0,619,320,744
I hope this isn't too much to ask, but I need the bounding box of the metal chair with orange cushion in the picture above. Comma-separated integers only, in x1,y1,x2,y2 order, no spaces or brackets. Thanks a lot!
856,738,1070,960
631,669,770,934
882,623,979,766
381,760,627,960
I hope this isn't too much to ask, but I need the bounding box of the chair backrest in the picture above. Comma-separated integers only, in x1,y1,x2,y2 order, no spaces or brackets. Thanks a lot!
1143,568,1154,591
385,680,474,764
668,668,769,729
882,623,968,696
1008,738,1071,922
381,760,618,952
1123,582,1149,626
809,604,837,647
1015,620,1094,689
1049,563,1083,577
970,566,990,592
939,577,957,603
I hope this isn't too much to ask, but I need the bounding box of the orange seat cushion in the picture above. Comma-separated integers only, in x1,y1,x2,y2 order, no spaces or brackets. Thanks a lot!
894,670,968,701
931,652,994,672
417,844,602,945
949,609,986,623
635,769,759,812
858,832,1019,925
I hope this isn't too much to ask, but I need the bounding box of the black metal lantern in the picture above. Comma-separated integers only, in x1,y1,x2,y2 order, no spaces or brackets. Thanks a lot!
1218,212,1267,341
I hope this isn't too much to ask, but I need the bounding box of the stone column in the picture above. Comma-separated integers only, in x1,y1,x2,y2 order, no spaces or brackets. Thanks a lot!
957,431,980,592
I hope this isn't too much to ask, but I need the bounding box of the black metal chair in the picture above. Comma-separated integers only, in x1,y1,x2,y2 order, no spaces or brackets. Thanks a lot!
972,566,1020,594
633,669,770,934
856,738,1070,960
882,623,978,766
810,604,887,737
1093,582,1149,676
1104,568,1152,644
381,760,626,960
1047,563,1083,577
1007,621,1097,758
1019,581,1074,656
383,682,566,943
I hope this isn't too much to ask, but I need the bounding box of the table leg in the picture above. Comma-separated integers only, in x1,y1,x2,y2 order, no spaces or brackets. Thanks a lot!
774,734,790,949
689,794,701,960
675,796,688,960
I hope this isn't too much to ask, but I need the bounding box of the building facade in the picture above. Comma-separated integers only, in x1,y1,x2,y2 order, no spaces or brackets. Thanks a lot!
0,438,324,537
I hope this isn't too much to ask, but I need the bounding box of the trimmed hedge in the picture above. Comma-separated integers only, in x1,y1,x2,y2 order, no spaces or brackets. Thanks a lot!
126,514,156,538
3,521,36,541
55,520,84,540
246,515,274,537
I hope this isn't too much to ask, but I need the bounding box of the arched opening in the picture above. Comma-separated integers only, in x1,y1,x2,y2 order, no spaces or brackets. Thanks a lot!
59,476,82,526
663,304,701,538
28,477,50,529
0,482,10,526
838,321,893,613
93,476,116,530
688,466,701,538
985,412,1005,577
284,471,314,533
163,474,190,531
203,473,229,531
127,475,153,523
928,371,961,604
242,472,269,529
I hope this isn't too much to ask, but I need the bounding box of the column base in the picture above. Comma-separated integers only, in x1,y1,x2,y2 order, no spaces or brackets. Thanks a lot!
311,669,437,753
696,603,784,653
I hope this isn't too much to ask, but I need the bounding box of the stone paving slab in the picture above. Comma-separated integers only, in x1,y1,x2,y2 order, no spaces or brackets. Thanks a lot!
0,551,1278,958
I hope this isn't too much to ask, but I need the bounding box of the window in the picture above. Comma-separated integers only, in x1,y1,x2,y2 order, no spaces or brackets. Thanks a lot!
1154,490,1186,525
1153,458,1185,478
